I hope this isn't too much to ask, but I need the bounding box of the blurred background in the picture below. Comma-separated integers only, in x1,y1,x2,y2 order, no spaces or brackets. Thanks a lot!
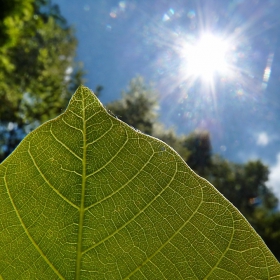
1,0,280,259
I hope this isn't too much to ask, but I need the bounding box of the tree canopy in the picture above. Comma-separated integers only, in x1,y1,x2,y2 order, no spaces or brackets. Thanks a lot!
0,0,84,162
106,76,158,135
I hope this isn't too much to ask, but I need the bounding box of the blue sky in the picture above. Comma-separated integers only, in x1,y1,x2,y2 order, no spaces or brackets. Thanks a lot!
52,0,280,197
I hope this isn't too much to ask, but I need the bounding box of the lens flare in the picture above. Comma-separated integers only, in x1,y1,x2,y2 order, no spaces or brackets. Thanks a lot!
182,33,230,82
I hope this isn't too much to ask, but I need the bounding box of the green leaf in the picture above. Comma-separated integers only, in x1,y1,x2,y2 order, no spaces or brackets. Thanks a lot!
1,86,279,279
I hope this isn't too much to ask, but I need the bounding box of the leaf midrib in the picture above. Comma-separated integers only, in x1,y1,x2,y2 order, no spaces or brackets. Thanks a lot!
75,95,87,280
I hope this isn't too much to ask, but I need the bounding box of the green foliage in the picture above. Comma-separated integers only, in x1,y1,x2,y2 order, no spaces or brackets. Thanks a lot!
0,0,33,49
1,86,279,279
0,2,81,124
0,0,84,162
205,156,277,218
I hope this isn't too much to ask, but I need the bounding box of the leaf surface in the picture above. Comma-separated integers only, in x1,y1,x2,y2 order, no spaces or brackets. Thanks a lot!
1,86,280,279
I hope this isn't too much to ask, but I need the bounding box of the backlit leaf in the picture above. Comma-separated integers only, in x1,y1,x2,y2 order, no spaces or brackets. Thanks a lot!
1,86,280,279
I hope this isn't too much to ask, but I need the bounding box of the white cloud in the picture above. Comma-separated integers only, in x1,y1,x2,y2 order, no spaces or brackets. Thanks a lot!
256,132,269,146
268,153,280,199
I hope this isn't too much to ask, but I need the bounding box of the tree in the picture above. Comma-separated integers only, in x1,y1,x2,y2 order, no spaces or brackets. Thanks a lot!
207,157,278,218
182,130,212,176
106,76,158,135
0,0,33,50
0,0,84,162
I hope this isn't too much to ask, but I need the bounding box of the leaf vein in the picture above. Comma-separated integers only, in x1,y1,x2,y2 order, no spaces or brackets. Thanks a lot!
50,124,82,161
86,129,129,178
84,141,155,211
123,176,204,279
61,118,83,133
3,171,65,280
203,202,235,278
82,162,178,255
85,121,114,148
28,143,79,210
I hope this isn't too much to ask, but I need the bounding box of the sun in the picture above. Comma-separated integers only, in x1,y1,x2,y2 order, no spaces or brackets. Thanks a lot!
183,33,230,82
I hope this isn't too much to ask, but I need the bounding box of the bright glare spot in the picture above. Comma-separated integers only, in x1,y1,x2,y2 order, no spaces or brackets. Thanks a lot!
65,66,73,75
119,1,126,9
184,33,230,81
257,132,269,146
